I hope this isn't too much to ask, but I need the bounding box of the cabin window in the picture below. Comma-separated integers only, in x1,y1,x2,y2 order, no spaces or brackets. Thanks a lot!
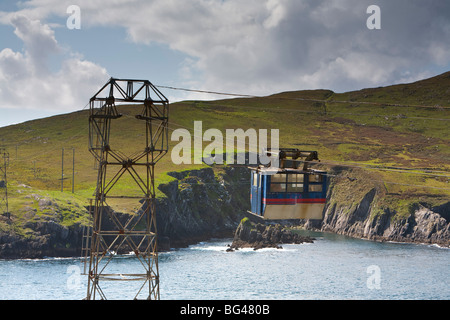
308,173,323,192
287,174,304,192
271,174,286,183
270,174,287,192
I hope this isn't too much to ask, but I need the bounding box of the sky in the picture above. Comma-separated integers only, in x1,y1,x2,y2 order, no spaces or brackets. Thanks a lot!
0,0,449,128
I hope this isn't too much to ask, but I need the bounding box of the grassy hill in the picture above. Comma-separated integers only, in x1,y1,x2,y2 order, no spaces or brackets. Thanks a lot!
0,72,449,233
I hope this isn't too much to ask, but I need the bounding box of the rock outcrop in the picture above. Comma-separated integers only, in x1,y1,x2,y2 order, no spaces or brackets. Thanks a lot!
0,218,84,259
227,218,314,251
1,165,449,259
302,168,450,247
0,166,250,259
155,166,250,250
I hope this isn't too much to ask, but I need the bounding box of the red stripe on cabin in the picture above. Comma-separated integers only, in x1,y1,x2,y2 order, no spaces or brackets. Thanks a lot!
264,198,296,204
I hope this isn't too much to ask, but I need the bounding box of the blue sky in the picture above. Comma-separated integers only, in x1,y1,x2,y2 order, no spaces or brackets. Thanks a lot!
0,0,449,127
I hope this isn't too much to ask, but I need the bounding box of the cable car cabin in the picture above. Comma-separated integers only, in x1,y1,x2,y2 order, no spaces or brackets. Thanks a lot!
249,149,327,220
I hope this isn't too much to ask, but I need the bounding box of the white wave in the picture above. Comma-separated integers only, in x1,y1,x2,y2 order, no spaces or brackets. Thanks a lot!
430,243,450,250
17,256,79,262
191,244,230,252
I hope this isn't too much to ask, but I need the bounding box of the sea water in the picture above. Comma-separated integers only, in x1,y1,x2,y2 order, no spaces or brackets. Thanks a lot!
0,231,448,300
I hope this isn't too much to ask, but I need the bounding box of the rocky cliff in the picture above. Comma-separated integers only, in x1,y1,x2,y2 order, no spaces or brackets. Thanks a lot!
1,165,448,259
0,166,250,258
302,168,450,247
0,218,84,259
155,166,250,249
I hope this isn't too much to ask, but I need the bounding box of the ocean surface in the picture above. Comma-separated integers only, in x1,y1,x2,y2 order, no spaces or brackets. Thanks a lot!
0,230,449,300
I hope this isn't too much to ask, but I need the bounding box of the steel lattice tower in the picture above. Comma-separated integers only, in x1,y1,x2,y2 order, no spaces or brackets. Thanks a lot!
85,78,169,300
0,149,9,220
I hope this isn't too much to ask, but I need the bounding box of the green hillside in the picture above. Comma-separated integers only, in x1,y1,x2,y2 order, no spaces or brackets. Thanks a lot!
0,72,449,232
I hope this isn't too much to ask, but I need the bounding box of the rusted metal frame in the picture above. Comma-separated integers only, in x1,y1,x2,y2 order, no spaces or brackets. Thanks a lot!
135,254,159,299
150,102,168,119
89,273,107,300
141,127,158,300
113,80,131,100
95,227,146,269
98,275,147,281
138,231,157,262
96,230,155,236
113,78,168,103
149,117,168,150
89,108,118,163
147,82,169,103
101,166,127,196
113,229,147,261
93,281,107,300
90,97,122,120
151,122,169,156
91,78,167,104
88,115,105,160
146,164,160,300
130,151,150,164
137,102,166,121
87,78,167,300
95,198,153,272
135,279,150,299
98,201,147,259
105,149,128,164
122,198,157,272
151,120,167,148
103,204,126,233
128,151,148,164
133,238,155,272
90,104,122,119
95,236,114,264
93,234,154,286
136,234,155,258
89,156,114,287
98,163,148,197
122,202,149,231
90,205,110,266
126,146,147,162
96,234,131,275
113,80,146,101
89,80,111,102
90,207,144,280
124,200,151,235
88,96,118,299
125,166,149,195
106,163,148,195
96,240,120,274
128,82,146,101
87,199,104,299
137,135,166,165
95,159,109,202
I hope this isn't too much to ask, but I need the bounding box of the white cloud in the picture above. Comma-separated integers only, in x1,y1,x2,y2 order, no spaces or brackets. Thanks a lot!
0,14,109,112
263,0,288,29
1,0,450,104
10,14,59,74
